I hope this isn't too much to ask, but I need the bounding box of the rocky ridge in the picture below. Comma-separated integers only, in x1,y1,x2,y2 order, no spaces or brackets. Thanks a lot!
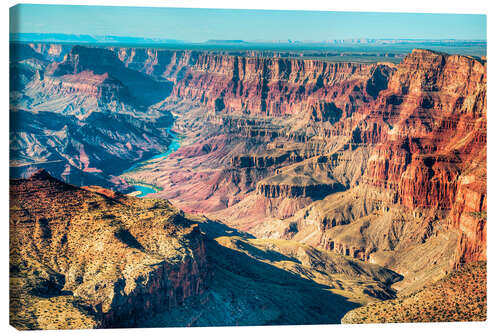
10,44,176,189
10,43,487,324
119,48,486,292
10,170,207,329
341,261,486,323
10,170,401,328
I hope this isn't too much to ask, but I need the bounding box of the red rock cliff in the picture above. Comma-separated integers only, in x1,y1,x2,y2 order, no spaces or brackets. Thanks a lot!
113,48,394,116
48,46,487,266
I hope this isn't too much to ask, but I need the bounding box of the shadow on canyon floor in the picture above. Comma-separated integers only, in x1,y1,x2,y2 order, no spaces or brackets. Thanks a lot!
196,216,256,240
138,232,370,327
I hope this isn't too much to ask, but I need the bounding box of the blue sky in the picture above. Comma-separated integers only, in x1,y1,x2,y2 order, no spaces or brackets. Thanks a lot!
10,4,486,41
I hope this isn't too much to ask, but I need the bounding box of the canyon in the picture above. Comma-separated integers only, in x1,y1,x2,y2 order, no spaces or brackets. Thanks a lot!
9,42,487,327
10,170,401,328
113,46,486,289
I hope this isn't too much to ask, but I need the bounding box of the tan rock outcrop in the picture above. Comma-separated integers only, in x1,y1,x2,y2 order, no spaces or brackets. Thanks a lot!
10,170,207,329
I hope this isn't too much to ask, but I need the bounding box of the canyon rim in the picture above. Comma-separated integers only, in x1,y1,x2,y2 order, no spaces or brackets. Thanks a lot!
9,4,487,330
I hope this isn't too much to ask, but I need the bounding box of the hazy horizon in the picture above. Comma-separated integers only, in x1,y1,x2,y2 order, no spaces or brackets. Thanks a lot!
10,4,486,43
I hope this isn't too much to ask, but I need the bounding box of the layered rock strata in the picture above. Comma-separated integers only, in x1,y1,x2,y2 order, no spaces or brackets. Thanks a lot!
9,170,207,329
10,44,487,296
121,48,486,284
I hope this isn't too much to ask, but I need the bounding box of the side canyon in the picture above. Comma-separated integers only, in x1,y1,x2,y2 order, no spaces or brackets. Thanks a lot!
10,42,487,327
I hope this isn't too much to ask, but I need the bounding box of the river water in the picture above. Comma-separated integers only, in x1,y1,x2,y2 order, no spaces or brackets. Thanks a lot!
123,129,180,197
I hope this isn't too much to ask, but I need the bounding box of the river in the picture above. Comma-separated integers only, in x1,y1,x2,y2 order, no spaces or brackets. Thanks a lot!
123,129,180,197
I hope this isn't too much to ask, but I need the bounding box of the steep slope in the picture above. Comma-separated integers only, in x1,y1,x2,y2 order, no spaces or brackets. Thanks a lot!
122,49,486,292
137,218,402,327
10,44,175,190
118,48,393,213
10,109,174,189
25,43,72,61
10,170,207,329
10,44,487,313
313,49,487,275
341,261,486,323
10,171,401,328
48,46,173,108
113,47,394,116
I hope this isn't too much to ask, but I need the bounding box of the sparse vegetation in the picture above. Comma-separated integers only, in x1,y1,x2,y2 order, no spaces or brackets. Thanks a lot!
468,211,487,220
342,261,486,323
140,229,402,327
10,173,205,329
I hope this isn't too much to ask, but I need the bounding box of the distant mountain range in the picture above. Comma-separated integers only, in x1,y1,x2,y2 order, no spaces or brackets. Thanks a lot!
11,33,486,46
9,38,487,329
10,33,185,44
205,39,248,44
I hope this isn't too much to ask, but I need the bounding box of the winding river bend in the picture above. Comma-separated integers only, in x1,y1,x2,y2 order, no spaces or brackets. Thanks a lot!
122,129,180,197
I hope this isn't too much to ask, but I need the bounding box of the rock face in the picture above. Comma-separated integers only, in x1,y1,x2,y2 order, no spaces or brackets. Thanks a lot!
11,44,487,302
120,48,486,289
10,170,404,329
9,170,207,329
10,44,175,190
26,43,72,61
49,46,173,108
257,182,344,199
360,50,487,266
139,225,403,327
341,261,486,323
113,47,394,116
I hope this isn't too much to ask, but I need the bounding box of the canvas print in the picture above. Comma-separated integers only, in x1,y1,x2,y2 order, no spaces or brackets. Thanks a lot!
9,4,487,329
